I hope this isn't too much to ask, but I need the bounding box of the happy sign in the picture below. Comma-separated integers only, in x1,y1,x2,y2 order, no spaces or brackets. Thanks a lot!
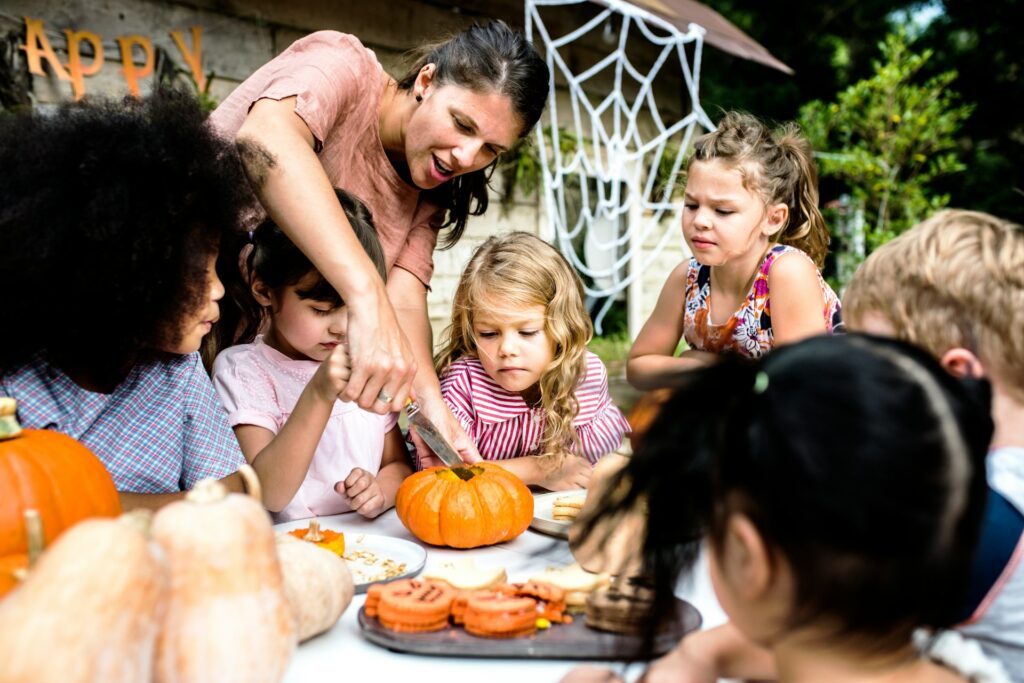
20,17,206,100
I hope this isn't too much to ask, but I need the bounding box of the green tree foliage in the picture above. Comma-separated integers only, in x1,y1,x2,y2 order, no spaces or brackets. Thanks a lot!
798,31,972,256
914,0,1024,222
696,0,901,121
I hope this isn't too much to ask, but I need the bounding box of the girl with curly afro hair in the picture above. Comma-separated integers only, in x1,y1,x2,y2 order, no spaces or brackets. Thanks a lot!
0,90,254,510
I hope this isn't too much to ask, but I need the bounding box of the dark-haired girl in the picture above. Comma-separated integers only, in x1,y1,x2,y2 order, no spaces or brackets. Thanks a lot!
210,21,550,466
567,335,1009,683
212,190,411,522
0,91,253,510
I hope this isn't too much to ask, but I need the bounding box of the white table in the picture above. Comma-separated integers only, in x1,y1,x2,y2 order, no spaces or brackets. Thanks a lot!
278,509,726,683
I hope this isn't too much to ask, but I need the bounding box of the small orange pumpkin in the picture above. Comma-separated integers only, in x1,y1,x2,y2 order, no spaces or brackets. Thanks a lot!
395,462,534,548
0,398,121,596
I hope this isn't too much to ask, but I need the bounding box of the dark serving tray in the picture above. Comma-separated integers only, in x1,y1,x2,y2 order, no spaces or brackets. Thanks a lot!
358,598,701,660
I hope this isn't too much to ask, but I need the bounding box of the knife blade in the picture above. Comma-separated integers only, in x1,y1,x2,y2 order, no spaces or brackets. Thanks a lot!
405,400,474,477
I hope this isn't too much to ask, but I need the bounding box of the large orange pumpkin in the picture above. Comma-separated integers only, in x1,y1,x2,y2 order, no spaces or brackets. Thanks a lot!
0,398,121,596
395,462,534,548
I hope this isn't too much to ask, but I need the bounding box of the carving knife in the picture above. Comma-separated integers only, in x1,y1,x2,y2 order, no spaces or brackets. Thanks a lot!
405,399,473,477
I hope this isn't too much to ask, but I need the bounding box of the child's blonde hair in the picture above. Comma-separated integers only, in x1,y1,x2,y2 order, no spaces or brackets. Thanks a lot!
435,232,593,454
844,209,1024,403
690,111,830,268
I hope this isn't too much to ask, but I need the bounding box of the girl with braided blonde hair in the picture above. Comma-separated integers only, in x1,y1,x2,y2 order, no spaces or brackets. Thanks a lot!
434,232,630,490
629,111,842,387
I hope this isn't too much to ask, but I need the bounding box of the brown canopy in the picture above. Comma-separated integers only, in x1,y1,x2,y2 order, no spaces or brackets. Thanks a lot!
614,0,793,74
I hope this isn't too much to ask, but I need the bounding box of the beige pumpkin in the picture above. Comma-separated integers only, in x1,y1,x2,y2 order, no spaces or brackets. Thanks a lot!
275,532,354,641
152,466,296,683
0,511,166,683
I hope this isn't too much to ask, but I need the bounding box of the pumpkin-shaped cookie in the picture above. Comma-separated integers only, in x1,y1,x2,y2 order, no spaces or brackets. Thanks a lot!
395,463,533,548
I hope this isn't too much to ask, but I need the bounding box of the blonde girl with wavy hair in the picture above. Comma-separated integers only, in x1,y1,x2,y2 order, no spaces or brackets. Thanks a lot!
434,232,630,490
628,111,843,389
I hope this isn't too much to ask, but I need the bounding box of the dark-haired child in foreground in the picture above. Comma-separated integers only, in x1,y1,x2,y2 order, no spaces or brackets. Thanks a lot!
211,190,411,521
565,334,1008,683
0,92,253,510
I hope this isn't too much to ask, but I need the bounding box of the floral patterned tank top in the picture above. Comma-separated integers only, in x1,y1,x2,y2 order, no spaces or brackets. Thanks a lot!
682,245,843,359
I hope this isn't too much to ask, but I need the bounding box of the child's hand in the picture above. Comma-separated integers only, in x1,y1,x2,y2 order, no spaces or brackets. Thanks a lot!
637,643,716,683
409,433,446,471
558,667,624,683
336,467,386,518
311,344,352,403
409,397,482,466
538,452,592,491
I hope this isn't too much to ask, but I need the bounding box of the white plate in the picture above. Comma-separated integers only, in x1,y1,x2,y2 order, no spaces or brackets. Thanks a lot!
278,526,426,594
530,490,586,539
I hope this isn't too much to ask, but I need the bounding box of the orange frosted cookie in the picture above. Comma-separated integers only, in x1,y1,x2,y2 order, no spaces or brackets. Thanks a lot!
463,589,539,638
365,579,456,633
529,563,610,613
514,580,570,624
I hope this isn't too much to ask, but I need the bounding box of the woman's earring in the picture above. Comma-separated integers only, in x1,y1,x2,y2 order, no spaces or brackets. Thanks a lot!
415,94,422,103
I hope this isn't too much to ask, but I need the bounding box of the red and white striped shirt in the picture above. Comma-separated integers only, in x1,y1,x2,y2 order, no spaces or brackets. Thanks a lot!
439,352,630,464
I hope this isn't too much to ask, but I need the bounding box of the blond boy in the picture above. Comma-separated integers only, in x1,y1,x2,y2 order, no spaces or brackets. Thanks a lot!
844,209,1024,450
842,208,1024,678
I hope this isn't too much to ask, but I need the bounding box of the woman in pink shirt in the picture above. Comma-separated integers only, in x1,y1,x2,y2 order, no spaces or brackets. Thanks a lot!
209,21,549,466
213,190,410,521
435,233,630,490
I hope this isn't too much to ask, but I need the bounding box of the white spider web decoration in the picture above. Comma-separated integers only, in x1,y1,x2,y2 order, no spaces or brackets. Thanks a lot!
525,0,715,332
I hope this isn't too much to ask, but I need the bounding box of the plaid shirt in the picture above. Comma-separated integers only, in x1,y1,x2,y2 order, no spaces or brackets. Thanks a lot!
1,353,243,493
440,352,630,463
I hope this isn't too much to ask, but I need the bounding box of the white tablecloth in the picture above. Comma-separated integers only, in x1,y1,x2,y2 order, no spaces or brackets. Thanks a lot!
277,508,726,683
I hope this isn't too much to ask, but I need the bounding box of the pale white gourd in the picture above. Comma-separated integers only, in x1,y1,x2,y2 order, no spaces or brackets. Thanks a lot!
0,512,166,683
275,532,354,641
152,466,296,683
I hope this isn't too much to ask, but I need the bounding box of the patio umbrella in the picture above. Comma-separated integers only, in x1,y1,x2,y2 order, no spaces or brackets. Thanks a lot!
607,0,793,73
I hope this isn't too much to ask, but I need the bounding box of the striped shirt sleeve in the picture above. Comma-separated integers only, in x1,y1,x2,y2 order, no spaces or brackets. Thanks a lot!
439,360,478,439
573,354,631,463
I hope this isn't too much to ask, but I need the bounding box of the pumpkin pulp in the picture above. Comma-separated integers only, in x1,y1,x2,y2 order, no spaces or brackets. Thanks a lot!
288,521,345,557
436,465,484,482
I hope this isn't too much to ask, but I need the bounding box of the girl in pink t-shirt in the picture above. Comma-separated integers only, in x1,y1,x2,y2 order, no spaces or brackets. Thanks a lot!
212,189,411,522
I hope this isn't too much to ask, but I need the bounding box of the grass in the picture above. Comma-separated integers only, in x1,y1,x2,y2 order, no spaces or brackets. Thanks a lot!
588,331,632,368
588,331,640,413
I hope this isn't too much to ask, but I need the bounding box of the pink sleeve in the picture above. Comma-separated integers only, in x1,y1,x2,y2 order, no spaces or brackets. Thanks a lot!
573,354,631,464
393,202,444,287
210,350,282,434
217,32,379,149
